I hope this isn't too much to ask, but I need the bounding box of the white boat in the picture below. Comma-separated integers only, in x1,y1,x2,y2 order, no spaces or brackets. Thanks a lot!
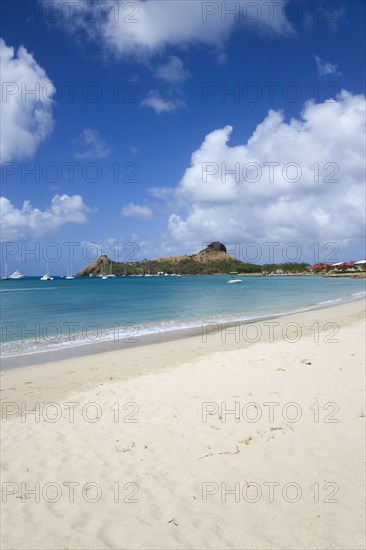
65,262,75,279
106,261,116,277
40,262,53,280
9,270,25,279
1,262,10,280
101,264,108,279
100,260,116,279
40,273,53,281
227,277,242,284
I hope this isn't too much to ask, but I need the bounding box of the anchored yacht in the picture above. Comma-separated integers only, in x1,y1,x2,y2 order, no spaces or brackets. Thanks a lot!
9,270,25,279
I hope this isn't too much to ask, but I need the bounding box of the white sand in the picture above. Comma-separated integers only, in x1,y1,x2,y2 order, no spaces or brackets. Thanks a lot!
1,300,365,549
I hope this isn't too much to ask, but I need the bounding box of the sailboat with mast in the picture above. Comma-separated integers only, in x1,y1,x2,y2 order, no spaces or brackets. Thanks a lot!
100,259,108,279
107,260,116,278
40,261,53,281
65,261,75,279
101,259,116,279
1,261,10,280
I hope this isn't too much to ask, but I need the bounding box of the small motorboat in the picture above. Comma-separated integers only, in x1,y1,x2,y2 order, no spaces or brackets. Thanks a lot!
9,270,25,279
227,277,242,284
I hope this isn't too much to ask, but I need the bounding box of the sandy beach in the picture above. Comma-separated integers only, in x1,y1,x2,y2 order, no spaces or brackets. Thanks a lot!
1,299,365,549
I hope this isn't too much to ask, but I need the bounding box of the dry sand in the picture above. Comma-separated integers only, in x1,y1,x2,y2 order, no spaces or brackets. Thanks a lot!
1,299,365,549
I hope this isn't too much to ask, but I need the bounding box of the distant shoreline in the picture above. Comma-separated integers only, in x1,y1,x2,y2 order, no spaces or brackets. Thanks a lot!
2,272,365,279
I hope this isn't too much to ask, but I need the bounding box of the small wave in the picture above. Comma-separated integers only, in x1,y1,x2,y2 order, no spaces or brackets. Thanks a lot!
317,298,343,305
0,287,58,292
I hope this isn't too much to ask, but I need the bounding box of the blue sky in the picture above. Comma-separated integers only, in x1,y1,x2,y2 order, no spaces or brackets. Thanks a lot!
1,0,365,274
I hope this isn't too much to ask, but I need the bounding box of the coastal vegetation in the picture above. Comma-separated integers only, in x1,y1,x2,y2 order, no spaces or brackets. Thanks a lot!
108,258,311,276
76,242,364,277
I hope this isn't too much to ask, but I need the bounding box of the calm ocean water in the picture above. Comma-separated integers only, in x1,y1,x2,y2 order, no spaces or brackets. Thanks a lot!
1,275,365,358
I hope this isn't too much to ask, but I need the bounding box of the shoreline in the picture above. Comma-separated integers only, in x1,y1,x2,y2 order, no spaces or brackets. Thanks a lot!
2,291,365,370
1,298,365,410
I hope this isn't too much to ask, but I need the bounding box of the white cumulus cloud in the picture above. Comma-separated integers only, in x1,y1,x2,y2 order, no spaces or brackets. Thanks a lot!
121,202,153,220
140,90,185,114
74,128,111,159
44,0,293,59
148,186,174,199
0,38,56,163
0,194,93,241
314,55,341,77
155,56,190,84
168,91,365,249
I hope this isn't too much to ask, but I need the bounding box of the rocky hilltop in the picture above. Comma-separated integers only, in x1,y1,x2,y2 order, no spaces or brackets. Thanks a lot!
155,241,233,264
195,241,232,262
77,255,112,277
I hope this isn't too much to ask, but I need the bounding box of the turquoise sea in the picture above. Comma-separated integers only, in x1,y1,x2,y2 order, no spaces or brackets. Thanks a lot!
1,275,365,361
